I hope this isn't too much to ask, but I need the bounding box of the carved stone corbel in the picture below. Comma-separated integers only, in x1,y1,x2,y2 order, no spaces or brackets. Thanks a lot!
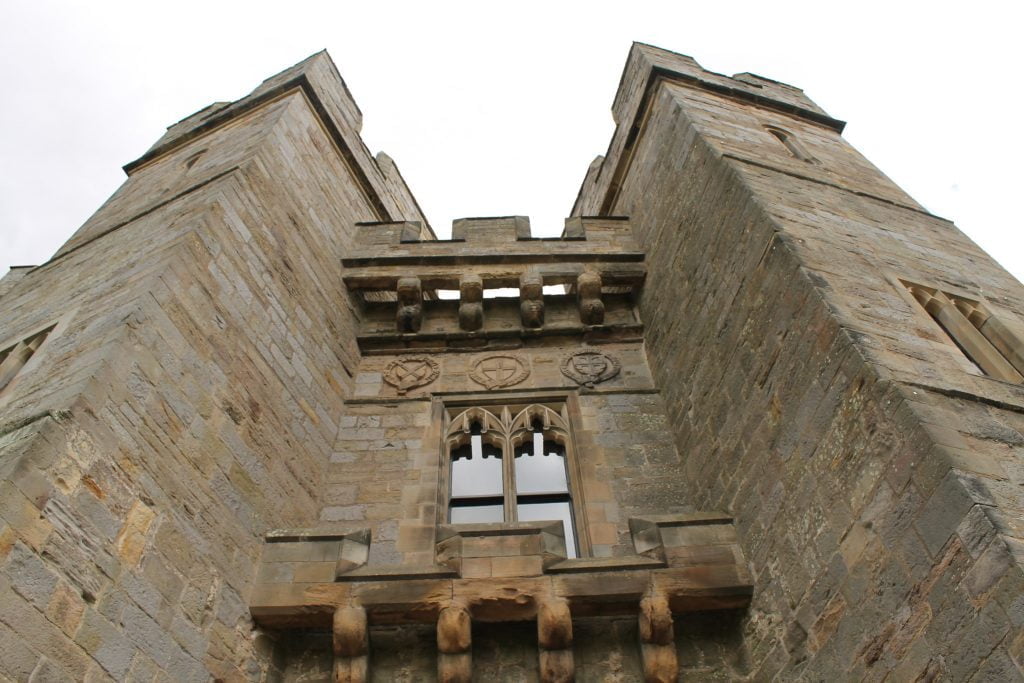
333,605,369,683
437,604,472,683
638,596,677,683
576,271,605,326
520,271,544,328
537,598,574,682
459,274,484,331
396,276,423,333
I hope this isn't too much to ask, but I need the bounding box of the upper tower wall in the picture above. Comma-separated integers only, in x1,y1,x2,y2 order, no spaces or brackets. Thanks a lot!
574,41,1024,681
51,51,432,261
574,43,848,219
0,50,436,681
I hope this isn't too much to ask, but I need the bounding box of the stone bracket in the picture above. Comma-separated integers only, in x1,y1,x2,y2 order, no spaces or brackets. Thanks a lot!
538,597,574,682
259,527,371,583
436,521,568,577
639,595,678,683
628,513,746,569
250,513,751,683
333,605,368,682
437,604,472,682
250,563,753,628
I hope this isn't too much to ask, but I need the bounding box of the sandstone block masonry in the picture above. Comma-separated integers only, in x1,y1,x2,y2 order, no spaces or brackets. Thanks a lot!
1,42,1023,681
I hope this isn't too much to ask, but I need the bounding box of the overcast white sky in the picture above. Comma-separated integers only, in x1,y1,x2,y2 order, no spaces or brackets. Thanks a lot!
2,1,1022,283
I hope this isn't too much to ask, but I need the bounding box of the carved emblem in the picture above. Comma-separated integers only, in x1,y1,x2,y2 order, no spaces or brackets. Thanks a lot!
561,349,621,388
469,355,529,390
383,356,440,395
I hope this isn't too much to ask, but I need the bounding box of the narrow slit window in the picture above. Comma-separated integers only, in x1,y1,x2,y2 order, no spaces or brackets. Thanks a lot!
0,325,55,394
905,281,1024,383
765,126,816,163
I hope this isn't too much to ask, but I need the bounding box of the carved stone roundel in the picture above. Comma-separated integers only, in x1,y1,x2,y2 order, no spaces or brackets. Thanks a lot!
383,356,440,395
561,349,621,388
469,355,530,390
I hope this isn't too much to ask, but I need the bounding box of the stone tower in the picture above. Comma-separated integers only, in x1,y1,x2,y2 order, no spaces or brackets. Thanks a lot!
1,43,1023,681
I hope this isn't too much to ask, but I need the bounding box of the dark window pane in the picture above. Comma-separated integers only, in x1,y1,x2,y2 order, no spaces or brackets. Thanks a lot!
517,500,576,558
450,504,504,524
451,434,503,497
515,433,568,494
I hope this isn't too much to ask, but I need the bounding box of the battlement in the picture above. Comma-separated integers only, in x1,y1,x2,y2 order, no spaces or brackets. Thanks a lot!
343,216,644,352
344,215,642,287
612,43,839,128
351,215,634,248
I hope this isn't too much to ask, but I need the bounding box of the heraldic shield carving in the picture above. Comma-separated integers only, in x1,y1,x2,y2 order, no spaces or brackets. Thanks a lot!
561,349,621,388
383,356,440,395
469,355,530,390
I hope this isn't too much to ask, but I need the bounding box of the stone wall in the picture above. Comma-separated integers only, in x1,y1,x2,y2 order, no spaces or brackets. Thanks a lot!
322,342,686,566
577,44,1024,680
269,613,745,681
0,57,398,680
6,42,1023,681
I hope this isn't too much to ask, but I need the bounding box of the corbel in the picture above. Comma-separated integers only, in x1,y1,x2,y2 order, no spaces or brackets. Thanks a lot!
638,594,677,683
396,276,423,333
576,270,605,326
437,603,472,683
458,274,484,331
520,270,544,328
537,597,574,682
333,604,369,683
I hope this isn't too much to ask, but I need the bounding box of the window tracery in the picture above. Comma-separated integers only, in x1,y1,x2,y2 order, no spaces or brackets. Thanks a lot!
444,403,578,557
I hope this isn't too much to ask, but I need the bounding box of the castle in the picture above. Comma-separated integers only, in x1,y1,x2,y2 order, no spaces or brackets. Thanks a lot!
1,43,1023,681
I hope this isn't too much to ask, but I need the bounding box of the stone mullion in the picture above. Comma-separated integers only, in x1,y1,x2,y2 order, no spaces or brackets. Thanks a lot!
502,433,517,523
562,394,594,557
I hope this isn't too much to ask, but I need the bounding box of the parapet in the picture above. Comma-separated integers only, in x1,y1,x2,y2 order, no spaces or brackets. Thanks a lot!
612,43,839,129
342,216,645,352
574,42,847,216
350,216,635,252
0,266,35,300
113,50,432,236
